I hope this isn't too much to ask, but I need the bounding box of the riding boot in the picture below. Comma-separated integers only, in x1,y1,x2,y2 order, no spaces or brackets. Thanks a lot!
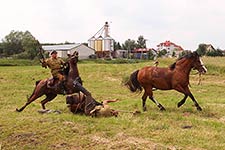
59,80,66,95
47,84,58,91
73,80,91,96
47,78,57,90
62,81,67,95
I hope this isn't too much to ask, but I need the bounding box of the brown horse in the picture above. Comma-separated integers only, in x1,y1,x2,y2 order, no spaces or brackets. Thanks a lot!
16,51,95,112
126,51,207,111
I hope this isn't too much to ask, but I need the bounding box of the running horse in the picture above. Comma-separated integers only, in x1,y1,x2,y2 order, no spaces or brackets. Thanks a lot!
126,51,207,111
16,51,99,113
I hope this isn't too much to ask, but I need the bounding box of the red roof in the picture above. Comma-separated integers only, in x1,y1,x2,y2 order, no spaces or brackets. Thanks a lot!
157,40,183,50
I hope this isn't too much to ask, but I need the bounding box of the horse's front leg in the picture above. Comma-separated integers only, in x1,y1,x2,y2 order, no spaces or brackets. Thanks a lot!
177,95,188,108
177,86,202,111
189,93,202,111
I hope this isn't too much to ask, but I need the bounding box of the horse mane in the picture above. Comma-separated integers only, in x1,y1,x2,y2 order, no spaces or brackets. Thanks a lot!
169,51,198,70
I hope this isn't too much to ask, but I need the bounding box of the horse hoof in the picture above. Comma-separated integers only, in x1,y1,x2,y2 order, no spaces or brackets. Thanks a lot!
177,102,182,108
160,107,166,111
197,107,202,111
143,107,147,112
16,108,21,112
158,104,166,111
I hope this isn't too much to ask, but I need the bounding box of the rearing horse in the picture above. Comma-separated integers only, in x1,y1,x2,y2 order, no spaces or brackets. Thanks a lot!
16,51,93,112
126,51,207,111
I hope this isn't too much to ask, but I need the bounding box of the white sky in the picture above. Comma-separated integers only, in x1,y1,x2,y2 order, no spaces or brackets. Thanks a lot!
0,0,225,50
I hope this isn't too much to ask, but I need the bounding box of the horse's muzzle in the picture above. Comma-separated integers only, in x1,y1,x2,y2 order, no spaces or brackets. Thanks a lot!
199,65,207,74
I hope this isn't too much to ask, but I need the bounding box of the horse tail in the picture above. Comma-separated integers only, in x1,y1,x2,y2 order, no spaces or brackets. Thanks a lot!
125,70,142,92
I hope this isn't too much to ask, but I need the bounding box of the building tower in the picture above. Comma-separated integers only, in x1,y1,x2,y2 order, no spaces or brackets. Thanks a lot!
88,22,114,58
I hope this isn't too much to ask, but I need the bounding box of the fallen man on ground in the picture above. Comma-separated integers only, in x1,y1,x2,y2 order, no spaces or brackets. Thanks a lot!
66,93,119,117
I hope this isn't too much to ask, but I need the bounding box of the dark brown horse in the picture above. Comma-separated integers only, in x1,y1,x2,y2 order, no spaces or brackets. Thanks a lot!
126,51,207,111
16,51,96,112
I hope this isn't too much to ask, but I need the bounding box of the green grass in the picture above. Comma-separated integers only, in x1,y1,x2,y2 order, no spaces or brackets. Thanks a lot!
0,57,225,150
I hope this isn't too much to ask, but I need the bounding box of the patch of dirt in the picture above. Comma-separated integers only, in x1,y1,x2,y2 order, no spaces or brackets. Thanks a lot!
105,76,120,82
51,142,70,150
219,116,225,123
90,132,181,150
3,132,40,147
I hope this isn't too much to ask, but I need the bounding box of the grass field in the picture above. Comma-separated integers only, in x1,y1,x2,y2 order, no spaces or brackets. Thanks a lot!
0,57,225,150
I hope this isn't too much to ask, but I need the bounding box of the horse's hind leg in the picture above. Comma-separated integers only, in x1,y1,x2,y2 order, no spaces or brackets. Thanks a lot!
144,87,165,111
16,94,42,112
16,103,29,112
149,97,166,111
142,92,148,111
41,94,57,110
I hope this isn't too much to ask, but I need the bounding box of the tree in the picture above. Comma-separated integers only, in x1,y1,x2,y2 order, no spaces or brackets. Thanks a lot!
206,48,223,57
136,35,146,49
2,30,24,56
158,49,167,57
147,50,155,60
1,30,40,59
196,44,207,56
122,39,136,50
113,41,122,50
0,42,3,57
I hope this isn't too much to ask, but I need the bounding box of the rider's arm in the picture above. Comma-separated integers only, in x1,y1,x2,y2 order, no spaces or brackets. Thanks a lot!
41,59,49,68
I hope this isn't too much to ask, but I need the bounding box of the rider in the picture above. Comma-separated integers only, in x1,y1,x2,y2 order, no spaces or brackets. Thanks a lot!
42,50,66,94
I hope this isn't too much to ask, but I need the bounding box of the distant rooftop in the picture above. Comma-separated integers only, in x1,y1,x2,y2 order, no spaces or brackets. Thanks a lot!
42,44,81,51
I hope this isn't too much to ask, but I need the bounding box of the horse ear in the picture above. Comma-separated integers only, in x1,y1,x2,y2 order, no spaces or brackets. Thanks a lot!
73,51,79,57
67,54,71,57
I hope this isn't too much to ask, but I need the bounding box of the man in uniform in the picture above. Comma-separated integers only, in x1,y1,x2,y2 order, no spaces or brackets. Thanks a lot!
42,50,66,93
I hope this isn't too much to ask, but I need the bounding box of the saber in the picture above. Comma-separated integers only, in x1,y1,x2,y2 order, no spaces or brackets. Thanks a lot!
37,40,47,68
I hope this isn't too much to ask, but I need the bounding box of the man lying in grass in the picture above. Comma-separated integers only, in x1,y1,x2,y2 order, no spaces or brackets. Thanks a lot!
66,93,119,117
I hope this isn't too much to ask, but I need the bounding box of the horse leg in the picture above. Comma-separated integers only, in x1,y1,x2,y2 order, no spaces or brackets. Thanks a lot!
177,95,188,108
149,97,166,111
144,87,165,111
41,94,57,110
16,93,43,112
142,92,148,111
16,103,29,112
176,85,202,111
188,93,202,111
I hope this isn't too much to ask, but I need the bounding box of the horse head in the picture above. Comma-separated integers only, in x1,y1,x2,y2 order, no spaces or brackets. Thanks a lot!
191,51,207,74
67,51,79,64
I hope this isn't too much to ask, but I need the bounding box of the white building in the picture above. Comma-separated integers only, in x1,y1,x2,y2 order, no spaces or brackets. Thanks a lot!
42,44,95,59
157,40,184,57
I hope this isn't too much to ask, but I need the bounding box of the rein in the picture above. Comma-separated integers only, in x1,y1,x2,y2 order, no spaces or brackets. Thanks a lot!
198,73,202,85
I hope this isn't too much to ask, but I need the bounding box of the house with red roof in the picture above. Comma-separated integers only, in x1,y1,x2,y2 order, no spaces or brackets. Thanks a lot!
157,40,184,57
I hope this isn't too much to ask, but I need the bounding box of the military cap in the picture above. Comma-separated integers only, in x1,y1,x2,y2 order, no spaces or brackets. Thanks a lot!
51,50,57,55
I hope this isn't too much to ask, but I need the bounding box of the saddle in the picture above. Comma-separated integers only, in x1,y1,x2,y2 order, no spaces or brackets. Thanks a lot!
47,77,66,94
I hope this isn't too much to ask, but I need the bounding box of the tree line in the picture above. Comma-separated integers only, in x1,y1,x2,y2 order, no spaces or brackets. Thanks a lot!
0,30,148,60
0,30,224,60
113,35,147,50
196,44,224,57
0,30,41,59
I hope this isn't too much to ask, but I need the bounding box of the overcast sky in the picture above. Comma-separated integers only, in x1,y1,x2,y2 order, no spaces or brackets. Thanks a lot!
0,0,225,50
